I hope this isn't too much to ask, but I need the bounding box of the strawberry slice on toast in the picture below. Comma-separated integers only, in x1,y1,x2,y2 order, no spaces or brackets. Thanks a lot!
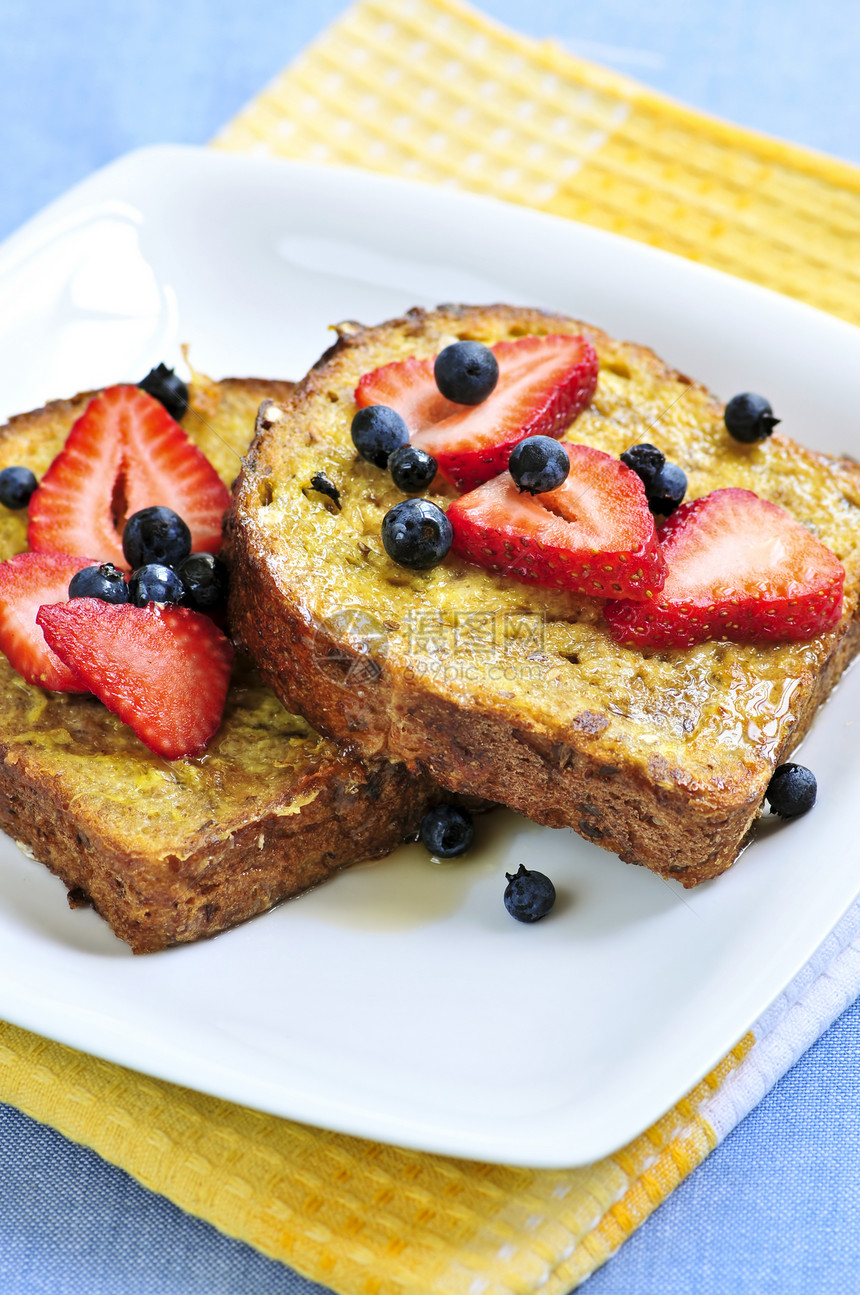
604,487,845,648
357,355,460,432
448,442,665,598
355,335,598,491
37,600,234,759
0,551,93,691
28,385,230,569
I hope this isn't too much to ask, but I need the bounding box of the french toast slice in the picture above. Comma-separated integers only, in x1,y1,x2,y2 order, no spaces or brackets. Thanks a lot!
0,377,441,953
226,304,860,887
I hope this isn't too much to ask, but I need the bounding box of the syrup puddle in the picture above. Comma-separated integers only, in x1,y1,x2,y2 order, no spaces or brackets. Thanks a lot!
297,809,519,931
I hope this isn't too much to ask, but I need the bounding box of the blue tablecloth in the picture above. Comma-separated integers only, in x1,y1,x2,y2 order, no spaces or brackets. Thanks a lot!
1,1,859,1290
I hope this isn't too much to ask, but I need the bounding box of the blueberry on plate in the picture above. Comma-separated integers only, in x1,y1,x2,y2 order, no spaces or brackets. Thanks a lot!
138,363,189,422
504,864,556,923
122,506,192,570
724,392,780,444
351,405,409,468
0,465,38,510
68,562,129,604
128,563,185,607
620,443,665,493
646,461,687,516
177,552,228,613
419,804,474,858
509,436,570,495
381,499,453,569
765,763,817,818
434,341,499,405
389,444,437,493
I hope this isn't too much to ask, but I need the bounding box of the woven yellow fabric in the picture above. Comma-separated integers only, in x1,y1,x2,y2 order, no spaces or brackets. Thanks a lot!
214,0,860,326
0,1019,752,1293
2,1,855,1291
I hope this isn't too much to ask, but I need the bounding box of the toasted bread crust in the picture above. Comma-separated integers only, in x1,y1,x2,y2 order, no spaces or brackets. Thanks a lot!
227,305,860,886
0,377,442,952
229,575,859,885
0,735,436,953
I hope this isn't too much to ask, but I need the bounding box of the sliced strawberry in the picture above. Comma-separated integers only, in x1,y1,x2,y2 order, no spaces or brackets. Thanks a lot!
28,385,229,569
37,601,234,759
355,335,599,491
604,488,846,649
0,552,93,691
356,355,459,431
448,443,665,598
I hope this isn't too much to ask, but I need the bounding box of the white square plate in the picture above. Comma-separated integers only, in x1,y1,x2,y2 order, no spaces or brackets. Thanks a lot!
0,145,859,1168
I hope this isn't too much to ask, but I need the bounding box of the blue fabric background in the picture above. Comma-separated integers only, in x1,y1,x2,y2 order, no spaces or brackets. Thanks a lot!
1,1,859,1290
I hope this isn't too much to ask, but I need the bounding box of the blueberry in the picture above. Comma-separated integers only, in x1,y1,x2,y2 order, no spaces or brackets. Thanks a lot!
620,443,665,492
647,462,687,516
620,442,687,515
351,406,409,468
381,499,453,570
0,466,38,510
509,436,570,495
419,804,474,857
138,363,189,422
389,444,437,493
128,563,184,607
122,506,192,570
724,392,780,444
503,864,556,923
177,552,228,613
68,562,129,604
434,341,499,405
765,763,817,818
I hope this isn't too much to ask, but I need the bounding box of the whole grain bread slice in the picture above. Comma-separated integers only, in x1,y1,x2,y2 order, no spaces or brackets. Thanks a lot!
0,376,442,953
226,304,860,887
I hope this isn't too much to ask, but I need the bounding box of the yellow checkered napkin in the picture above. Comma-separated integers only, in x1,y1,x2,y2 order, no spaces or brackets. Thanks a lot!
4,1,860,1291
215,0,860,325
0,1019,750,1293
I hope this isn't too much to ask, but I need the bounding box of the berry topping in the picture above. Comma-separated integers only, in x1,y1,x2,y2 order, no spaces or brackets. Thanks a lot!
604,487,845,649
620,445,686,515
646,461,688,517
620,443,665,492
68,562,129,604
389,444,437,493
350,405,409,468
448,442,665,598
503,864,556,923
138,363,189,423
0,466,38,510
37,601,234,760
177,552,228,613
433,341,499,405
27,385,230,569
356,357,454,437
765,763,817,818
509,435,571,495
0,551,93,691
724,392,780,443
128,564,185,607
355,334,599,492
381,499,453,570
419,804,475,857
122,505,192,570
